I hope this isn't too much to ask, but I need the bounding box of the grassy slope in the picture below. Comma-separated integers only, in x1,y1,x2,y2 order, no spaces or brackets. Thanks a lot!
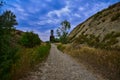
57,44,120,80
11,43,51,80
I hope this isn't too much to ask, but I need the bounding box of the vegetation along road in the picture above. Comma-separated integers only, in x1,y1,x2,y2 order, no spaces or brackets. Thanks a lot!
20,44,106,80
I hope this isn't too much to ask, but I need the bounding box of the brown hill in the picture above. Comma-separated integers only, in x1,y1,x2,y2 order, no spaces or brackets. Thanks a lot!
69,2,120,48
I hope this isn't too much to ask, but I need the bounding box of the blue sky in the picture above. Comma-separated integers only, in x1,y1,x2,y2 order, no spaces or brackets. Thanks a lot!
1,0,120,41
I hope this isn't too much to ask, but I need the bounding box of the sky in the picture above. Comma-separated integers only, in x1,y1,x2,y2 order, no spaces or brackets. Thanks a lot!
1,0,120,41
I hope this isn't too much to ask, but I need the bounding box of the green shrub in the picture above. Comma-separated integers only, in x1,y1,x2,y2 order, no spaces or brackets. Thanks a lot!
74,31,120,50
57,44,65,51
30,43,51,65
20,31,41,48
0,10,18,80
11,43,51,80
35,43,51,61
101,31,120,49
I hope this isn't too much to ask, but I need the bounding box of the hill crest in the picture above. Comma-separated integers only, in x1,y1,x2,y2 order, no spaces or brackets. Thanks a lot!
69,2,120,48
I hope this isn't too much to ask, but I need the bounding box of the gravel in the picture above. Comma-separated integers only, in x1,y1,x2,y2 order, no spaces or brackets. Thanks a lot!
20,44,106,80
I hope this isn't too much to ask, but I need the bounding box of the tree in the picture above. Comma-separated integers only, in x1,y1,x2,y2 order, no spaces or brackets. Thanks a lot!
20,31,41,48
0,10,18,80
0,10,18,34
0,10,18,53
56,20,71,44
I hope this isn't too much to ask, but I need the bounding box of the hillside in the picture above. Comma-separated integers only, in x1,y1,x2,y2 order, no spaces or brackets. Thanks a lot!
69,2,120,48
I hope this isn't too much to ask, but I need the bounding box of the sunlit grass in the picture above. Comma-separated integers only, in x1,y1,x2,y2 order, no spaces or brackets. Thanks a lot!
57,44,120,80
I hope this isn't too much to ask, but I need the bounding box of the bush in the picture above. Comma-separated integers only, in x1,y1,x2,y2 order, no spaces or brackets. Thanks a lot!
101,31,120,49
57,44,65,51
34,43,51,61
74,31,120,50
11,43,51,80
0,10,18,80
20,31,41,48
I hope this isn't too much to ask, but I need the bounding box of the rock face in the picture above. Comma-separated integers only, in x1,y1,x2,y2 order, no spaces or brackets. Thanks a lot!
69,2,120,46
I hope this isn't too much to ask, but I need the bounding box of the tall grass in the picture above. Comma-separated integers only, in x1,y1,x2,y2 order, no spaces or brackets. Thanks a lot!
57,44,120,80
57,44,65,52
11,43,51,80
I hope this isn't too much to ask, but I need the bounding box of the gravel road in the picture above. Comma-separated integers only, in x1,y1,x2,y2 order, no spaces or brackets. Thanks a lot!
20,44,106,80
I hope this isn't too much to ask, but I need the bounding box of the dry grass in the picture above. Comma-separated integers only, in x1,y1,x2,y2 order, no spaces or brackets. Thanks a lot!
11,46,36,80
11,43,51,80
57,44,120,80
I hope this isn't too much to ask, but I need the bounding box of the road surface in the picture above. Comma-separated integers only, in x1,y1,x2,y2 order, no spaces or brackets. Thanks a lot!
20,44,106,80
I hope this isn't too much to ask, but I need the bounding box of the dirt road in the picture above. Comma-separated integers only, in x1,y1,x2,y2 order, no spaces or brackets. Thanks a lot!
20,44,106,80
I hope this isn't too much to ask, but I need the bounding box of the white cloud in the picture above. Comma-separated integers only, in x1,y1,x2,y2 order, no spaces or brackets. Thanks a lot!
7,0,118,41
11,3,24,12
27,7,40,14
79,7,84,11
7,3,29,21
47,5,70,18
74,13,81,18
30,19,60,26
34,30,50,41
82,2,111,18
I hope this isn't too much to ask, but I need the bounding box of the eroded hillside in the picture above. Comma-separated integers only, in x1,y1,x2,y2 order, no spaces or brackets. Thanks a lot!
69,2,120,47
